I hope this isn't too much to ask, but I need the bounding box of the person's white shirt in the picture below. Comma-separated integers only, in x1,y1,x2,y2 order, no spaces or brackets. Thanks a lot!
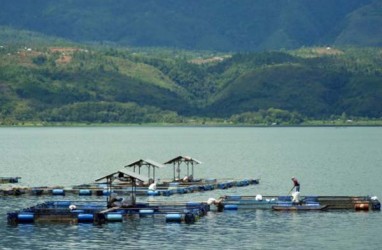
148,182,157,190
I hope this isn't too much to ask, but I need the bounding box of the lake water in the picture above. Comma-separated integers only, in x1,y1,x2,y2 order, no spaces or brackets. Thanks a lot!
0,127,381,249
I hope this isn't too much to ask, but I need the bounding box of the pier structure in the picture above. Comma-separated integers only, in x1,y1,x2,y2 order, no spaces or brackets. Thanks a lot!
0,178,259,197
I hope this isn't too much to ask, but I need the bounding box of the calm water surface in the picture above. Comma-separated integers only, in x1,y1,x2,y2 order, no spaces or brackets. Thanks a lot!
1,127,381,249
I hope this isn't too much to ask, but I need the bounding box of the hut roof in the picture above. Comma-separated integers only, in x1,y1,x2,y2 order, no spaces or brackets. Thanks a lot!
164,156,202,165
95,169,149,182
125,159,166,169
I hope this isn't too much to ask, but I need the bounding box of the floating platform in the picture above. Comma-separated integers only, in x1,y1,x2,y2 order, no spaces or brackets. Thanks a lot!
6,194,381,225
7,200,209,225
0,178,260,197
216,195,381,212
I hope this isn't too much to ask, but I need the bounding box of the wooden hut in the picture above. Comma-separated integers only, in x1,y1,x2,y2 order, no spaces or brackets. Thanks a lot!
164,156,202,181
124,159,165,183
95,169,149,206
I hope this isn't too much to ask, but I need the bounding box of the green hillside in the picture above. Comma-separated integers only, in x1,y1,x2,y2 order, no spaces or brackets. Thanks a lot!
1,40,382,125
207,48,382,118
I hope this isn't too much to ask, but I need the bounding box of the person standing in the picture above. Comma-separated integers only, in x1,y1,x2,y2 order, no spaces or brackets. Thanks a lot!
291,177,300,192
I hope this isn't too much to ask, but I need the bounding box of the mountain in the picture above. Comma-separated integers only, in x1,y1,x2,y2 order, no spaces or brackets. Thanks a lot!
1,1,382,125
0,0,381,51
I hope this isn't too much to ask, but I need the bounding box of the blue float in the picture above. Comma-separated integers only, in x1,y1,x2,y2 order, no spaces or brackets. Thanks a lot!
102,190,111,196
77,213,94,223
17,213,34,223
79,189,92,196
52,189,65,195
106,213,123,222
165,213,182,223
147,190,159,196
139,209,154,217
224,204,238,210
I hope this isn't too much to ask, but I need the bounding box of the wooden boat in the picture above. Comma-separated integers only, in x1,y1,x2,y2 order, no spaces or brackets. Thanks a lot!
272,205,328,211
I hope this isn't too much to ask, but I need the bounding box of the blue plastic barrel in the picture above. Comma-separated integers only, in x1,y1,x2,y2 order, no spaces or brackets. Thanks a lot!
17,213,34,223
106,213,123,222
79,189,92,196
147,190,159,196
52,189,65,195
139,209,154,217
102,190,110,196
165,213,182,223
77,213,94,223
224,204,238,210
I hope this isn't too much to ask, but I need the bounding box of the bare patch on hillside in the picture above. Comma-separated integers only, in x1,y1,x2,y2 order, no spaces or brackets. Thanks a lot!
189,55,231,64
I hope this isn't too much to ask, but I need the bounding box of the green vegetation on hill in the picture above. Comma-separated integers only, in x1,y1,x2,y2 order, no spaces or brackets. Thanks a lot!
0,39,382,125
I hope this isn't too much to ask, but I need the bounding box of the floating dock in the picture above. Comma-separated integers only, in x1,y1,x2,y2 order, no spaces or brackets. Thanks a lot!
7,195,381,225
7,200,209,225
0,178,260,197
217,195,381,212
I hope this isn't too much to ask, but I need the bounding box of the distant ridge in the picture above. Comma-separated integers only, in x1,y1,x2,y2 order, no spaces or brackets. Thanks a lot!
0,0,381,51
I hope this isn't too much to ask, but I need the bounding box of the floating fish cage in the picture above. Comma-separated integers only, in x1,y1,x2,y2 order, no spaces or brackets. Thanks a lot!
7,200,209,225
1,178,260,197
217,195,381,212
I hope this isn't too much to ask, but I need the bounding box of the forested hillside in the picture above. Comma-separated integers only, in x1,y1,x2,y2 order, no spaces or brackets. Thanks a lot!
0,0,381,51
1,41,381,125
